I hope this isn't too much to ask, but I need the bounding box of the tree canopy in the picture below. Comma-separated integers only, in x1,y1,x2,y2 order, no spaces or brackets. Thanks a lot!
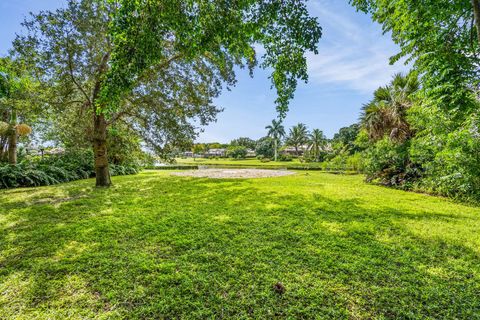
101,0,322,117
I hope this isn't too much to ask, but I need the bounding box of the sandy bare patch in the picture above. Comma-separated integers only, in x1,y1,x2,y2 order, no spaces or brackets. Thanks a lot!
171,168,295,179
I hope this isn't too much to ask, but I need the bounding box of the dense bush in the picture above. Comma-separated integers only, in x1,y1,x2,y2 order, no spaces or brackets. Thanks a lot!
362,138,421,187
408,107,480,200
0,149,138,189
227,146,247,159
345,153,364,172
322,153,364,173
277,153,293,162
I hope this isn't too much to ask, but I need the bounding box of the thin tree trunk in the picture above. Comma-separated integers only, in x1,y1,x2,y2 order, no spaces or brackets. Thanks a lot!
0,136,7,161
93,113,111,187
0,111,8,161
8,110,17,165
473,0,480,45
8,128,17,165
274,139,278,161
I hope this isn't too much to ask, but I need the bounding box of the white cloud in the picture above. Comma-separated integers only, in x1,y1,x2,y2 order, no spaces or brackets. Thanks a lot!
306,0,409,93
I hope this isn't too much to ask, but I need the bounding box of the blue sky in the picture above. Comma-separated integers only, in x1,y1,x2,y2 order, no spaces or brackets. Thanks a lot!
0,0,408,143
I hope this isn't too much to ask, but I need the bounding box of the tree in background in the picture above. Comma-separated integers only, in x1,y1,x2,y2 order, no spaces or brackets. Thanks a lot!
359,72,420,186
265,119,285,161
230,137,256,150
286,123,309,156
308,129,327,162
206,142,223,150
255,136,275,159
332,123,360,155
227,146,248,159
192,144,207,160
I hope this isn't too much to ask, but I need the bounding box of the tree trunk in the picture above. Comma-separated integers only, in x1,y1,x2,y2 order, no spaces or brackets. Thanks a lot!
93,113,111,187
274,139,278,161
473,0,480,45
8,110,17,165
0,136,8,162
8,127,17,165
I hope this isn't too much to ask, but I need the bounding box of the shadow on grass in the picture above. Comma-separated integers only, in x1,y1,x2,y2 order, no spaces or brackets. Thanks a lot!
1,172,479,319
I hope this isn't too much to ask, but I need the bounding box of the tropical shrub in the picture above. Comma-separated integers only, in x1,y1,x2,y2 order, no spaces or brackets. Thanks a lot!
324,154,347,171
346,153,364,172
362,138,421,188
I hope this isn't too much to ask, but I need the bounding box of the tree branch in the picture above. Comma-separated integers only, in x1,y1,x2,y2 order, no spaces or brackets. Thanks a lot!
91,52,111,104
65,34,92,105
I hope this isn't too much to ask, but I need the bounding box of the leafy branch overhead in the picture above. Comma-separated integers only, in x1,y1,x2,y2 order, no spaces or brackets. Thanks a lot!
350,0,480,109
101,0,322,118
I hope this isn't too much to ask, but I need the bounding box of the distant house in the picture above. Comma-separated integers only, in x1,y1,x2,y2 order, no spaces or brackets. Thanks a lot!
46,147,65,155
246,149,256,157
206,148,227,157
25,146,65,157
183,151,194,157
281,145,308,156
281,144,332,156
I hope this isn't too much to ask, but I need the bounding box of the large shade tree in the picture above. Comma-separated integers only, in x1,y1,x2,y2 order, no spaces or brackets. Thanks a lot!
14,0,322,186
98,0,321,185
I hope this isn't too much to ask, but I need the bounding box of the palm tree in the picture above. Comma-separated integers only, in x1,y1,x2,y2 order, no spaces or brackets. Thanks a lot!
266,119,285,161
308,128,326,161
286,123,309,156
361,72,419,143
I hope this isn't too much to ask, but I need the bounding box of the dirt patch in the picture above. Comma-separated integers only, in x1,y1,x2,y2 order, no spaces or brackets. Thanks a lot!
171,168,295,179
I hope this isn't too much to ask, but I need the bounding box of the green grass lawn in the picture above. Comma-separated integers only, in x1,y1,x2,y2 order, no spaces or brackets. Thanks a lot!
1,170,480,319
176,157,324,168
